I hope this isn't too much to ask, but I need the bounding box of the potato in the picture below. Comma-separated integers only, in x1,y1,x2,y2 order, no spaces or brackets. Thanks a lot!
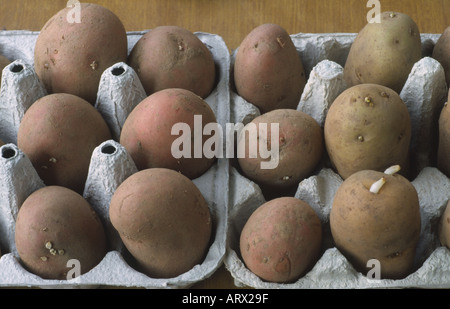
0,54,11,86
240,197,322,283
344,12,422,94
433,26,450,86
233,23,306,113
439,200,450,248
15,186,107,280
237,109,324,194
109,168,212,278
120,88,217,179
330,167,421,279
34,3,128,104
324,84,411,180
17,93,112,194
438,93,450,177
128,26,216,99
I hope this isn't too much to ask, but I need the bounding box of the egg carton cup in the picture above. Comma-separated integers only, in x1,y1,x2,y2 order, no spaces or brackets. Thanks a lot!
226,33,450,289
0,30,231,288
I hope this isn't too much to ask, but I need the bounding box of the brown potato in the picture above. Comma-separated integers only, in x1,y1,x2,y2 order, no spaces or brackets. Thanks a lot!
17,93,112,194
234,23,306,113
34,3,128,104
324,84,411,180
240,197,322,283
330,167,421,279
433,26,450,86
438,92,450,177
0,55,11,86
344,12,422,94
439,200,450,248
237,109,324,192
15,186,107,280
128,26,216,98
109,168,212,278
120,88,217,179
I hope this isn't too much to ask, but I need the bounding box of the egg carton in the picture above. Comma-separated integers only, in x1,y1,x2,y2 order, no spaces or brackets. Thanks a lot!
0,30,231,288
225,32,450,289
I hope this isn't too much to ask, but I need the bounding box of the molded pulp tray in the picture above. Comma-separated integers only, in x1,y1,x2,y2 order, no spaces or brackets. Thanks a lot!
226,32,450,289
0,30,449,289
0,30,230,289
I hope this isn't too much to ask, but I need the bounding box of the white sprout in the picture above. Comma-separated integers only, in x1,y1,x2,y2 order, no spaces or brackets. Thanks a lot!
370,177,386,194
384,165,401,175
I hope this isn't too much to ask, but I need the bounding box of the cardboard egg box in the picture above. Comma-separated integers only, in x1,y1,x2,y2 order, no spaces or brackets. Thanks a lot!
226,32,450,289
0,30,231,288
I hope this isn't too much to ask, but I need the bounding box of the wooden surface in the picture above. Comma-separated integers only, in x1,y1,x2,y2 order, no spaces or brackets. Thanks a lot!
1,0,449,50
0,0,449,289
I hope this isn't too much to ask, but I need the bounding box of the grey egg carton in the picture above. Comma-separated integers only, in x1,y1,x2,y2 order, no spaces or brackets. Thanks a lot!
0,30,231,288
226,32,450,289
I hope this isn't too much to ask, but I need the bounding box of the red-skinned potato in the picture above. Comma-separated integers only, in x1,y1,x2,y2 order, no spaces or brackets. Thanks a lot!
17,93,112,194
109,168,212,278
237,109,324,193
240,197,322,283
34,3,128,104
128,26,216,99
234,23,306,114
15,186,107,280
120,88,217,179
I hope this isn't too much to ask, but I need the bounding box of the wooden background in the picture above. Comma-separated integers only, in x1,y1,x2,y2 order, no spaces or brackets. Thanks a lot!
0,0,448,289
1,0,449,50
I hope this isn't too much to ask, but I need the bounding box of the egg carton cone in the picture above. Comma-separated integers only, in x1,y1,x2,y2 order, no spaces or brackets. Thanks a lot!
0,30,231,288
225,32,450,289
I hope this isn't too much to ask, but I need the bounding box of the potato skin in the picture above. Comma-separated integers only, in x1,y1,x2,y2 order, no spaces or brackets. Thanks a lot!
344,12,422,94
324,84,411,180
34,3,128,104
15,186,107,280
128,26,216,99
17,93,112,194
240,197,322,283
120,88,217,179
0,55,11,85
438,95,450,177
237,109,324,190
330,170,421,279
439,200,450,248
433,26,450,86
234,24,306,113
109,168,212,278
